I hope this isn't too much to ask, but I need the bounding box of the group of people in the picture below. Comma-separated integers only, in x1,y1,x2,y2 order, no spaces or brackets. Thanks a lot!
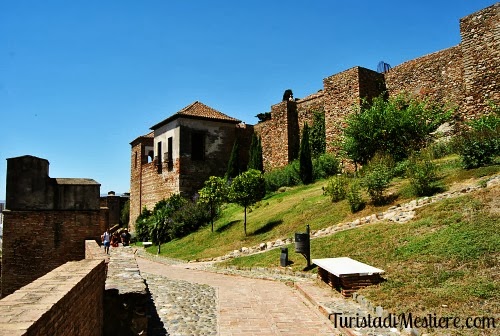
101,228,131,254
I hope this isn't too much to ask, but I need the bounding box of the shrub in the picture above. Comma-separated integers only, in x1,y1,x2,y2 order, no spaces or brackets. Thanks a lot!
425,140,455,159
392,159,409,178
343,94,452,164
362,156,393,205
347,180,365,213
456,105,500,169
264,161,301,192
406,154,440,196
135,207,152,242
313,153,341,180
323,174,348,202
169,201,211,239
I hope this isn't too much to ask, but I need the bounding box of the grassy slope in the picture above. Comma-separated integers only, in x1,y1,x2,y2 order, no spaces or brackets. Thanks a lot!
148,157,499,333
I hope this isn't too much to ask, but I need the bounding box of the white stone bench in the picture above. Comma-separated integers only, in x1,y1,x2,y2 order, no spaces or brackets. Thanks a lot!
142,242,153,247
312,257,385,297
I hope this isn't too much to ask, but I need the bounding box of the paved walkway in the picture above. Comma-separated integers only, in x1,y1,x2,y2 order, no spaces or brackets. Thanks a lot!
137,256,341,336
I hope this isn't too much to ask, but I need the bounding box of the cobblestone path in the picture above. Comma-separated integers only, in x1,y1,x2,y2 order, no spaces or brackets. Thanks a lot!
137,257,340,336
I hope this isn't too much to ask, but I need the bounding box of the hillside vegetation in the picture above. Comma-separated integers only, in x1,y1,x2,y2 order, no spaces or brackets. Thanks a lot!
144,156,499,334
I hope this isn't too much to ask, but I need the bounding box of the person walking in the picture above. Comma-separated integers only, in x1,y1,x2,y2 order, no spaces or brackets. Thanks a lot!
102,228,111,254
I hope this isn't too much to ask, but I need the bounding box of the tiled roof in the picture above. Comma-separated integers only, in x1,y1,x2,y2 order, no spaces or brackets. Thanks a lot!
150,101,241,130
130,131,154,145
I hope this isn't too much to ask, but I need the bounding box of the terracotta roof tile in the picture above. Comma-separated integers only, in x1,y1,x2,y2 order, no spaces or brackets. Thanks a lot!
150,101,240,130
177,101,240,122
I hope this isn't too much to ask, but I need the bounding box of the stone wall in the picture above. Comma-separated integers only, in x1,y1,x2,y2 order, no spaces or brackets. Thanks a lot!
255,101,300,171
0,259,105,336
129,135,155,232
1,209,105,297
385,46,464,111
99,192,127,228
297,91,325,133
177,119,239,194
256,4,498,171
1,155,106,297
460,3,500,120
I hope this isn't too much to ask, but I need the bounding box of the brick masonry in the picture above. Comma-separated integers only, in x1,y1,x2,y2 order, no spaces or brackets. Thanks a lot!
1,156,107,297
129,116,251,229
0,259,105,336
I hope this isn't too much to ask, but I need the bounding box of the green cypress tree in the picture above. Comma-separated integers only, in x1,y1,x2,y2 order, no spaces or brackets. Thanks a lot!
256,136,263,172
248,133,258,170
248,133,264,172
225,139,240,179
310,109,326,157
299,123,313,184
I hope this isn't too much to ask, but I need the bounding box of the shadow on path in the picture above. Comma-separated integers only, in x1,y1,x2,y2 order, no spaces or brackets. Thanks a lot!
145,288,168,336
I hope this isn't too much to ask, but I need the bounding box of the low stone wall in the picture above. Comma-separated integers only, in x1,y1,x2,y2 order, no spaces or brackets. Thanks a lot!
85,239,108,261
0,259,105,336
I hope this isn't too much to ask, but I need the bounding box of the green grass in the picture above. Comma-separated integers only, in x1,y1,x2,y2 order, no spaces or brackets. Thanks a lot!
220,191,500,334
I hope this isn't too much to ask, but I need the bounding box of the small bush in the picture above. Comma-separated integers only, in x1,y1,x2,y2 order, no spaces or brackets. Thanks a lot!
347,180,365,213
362,156,393,205
456,109,500,169
456,127,499,169
425,140,455,159
169,201,211,239
135,207,152,242
323,174,348,202
392,159,409,178
313,153,341,180
406,154,440,196
264,160,301,192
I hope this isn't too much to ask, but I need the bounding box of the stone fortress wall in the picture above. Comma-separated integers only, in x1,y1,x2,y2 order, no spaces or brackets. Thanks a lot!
255,3,499,170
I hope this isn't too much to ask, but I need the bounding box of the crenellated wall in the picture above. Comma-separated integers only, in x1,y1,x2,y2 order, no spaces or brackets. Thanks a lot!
256,3,499,170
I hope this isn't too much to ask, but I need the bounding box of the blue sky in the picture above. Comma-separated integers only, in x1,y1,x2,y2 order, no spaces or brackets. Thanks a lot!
0,0,496,200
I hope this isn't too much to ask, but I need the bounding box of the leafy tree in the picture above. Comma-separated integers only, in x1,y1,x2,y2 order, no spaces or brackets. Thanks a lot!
310,109,326,158
151,207,169,254
248,133,263,172
343,94,452,165
225,139,240,179
229,169,266,236
198,176,228,232
299,123,313,184
362,154,393,205
149,194,187,253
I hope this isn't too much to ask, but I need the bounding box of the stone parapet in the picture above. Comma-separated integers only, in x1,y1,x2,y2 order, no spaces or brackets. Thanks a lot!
0,259,105,336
